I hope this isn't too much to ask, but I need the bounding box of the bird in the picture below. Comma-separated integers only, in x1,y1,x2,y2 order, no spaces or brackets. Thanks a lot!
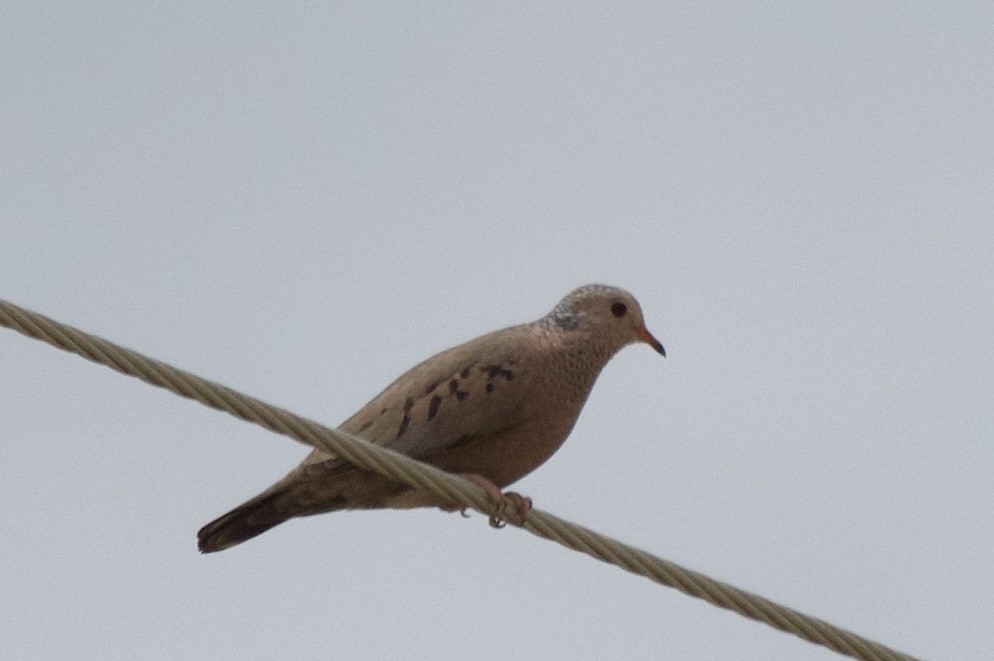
197,284,665,553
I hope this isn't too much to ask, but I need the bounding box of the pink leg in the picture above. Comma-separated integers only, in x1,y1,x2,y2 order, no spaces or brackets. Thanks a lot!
457,473,532,528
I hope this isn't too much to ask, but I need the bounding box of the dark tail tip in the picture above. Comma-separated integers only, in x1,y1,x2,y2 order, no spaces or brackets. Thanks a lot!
197,493,288,553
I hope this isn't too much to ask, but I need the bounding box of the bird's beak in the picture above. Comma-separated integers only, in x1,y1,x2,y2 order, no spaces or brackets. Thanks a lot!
636,326,666,357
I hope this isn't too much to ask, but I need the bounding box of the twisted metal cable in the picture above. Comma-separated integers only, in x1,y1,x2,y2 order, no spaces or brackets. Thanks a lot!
0,298,919,661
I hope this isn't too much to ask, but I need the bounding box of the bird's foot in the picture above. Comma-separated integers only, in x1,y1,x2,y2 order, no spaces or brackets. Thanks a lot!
457,473,532,528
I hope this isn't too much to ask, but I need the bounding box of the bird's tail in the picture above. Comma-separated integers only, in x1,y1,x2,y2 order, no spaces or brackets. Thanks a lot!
197,461,400,553
197,488,292,553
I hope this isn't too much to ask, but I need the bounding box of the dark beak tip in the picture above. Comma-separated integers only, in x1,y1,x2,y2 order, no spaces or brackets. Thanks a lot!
635,326,666,358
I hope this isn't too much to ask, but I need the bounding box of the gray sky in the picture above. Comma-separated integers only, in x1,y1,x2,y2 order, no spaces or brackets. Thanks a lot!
2,3,992,660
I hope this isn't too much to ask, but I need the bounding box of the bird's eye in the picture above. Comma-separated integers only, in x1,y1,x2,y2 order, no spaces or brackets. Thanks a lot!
611,301,627,318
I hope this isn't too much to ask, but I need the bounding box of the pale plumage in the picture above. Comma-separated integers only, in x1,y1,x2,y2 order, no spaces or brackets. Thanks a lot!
197,285,664,552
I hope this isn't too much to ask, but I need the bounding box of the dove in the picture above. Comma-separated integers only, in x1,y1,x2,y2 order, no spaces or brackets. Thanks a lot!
197,284,664,552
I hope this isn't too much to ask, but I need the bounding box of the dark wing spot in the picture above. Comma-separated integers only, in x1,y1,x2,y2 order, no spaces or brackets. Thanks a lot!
358,420,373,433
460,367,471,379
482,364,514,381
486,383,494,393
427,395,442,420
397,397,415,437
449,377,469,401
425,380,441,395
379,407,389,416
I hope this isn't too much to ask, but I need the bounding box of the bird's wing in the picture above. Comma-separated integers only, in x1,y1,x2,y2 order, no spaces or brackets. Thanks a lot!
294,325,534,476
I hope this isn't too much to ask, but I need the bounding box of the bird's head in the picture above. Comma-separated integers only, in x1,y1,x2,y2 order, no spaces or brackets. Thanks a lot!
547,285,665,357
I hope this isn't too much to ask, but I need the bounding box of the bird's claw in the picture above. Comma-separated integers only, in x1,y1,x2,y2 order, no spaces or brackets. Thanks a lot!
458,473,532,528
488,491,532,528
